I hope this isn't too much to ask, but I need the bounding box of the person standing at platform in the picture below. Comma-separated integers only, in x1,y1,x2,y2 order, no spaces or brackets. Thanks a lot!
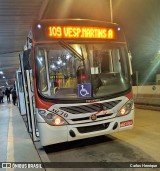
0,89,4,103
11,88,17,105
5,88,11,102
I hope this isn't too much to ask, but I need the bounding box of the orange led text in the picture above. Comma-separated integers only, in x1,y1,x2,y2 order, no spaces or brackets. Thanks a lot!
47,26,115,39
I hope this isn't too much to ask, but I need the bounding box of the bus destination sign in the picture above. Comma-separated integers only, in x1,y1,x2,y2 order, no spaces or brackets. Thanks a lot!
47,26,115,39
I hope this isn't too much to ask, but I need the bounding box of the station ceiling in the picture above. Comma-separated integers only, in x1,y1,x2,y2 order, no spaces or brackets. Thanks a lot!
0,0,46,88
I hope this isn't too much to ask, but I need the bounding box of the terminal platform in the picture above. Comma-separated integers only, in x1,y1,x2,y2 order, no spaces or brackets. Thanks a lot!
0,99,50,171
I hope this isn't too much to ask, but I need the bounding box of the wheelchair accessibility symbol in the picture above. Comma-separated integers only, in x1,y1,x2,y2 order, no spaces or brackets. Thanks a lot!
78,83,91,97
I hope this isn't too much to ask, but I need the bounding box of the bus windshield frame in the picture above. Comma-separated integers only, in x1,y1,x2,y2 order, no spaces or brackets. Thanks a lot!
35,40,131,101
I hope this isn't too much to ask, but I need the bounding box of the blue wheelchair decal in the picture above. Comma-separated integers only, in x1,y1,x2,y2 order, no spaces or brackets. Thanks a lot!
78,83,91,97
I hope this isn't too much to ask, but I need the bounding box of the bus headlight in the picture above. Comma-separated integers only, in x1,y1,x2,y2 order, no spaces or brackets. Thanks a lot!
118,99,134,116
40,112,68,126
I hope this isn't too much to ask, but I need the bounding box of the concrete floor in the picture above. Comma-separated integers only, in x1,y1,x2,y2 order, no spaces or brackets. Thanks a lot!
45,108,160,171
112,108,160,161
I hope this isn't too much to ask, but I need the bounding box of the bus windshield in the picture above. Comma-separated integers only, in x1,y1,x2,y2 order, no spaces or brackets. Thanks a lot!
35,42,130,99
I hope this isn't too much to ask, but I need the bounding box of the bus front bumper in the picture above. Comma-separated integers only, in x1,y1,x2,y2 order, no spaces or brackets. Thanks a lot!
38,110,134,146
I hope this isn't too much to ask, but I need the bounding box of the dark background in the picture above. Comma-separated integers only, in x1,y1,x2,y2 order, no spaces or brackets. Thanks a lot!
43,0,160,85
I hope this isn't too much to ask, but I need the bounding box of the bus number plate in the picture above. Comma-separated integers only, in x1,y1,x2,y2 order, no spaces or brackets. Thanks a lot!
120,120,133,127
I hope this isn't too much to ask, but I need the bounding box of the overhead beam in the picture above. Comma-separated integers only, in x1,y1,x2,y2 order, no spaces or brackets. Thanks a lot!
38,0,49,20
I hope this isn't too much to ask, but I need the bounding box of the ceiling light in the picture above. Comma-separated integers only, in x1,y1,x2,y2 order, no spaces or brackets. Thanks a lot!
37,24,42,29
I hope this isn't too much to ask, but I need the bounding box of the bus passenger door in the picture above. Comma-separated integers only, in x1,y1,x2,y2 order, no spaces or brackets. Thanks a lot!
16,70,26,115
26,70,39,142
20,52,39,142
19,52,32,133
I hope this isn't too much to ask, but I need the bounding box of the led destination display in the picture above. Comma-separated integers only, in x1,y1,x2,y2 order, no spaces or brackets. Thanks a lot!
47,26,115,39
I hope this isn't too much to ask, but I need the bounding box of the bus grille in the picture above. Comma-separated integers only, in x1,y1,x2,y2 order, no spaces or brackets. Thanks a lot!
59,100,121,114
71,113,113,122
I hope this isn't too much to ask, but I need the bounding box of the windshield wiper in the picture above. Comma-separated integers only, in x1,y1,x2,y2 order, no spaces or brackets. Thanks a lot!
59,41,84,61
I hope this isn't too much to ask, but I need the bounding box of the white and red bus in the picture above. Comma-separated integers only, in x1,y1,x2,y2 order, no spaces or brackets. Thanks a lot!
17,19,134,146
